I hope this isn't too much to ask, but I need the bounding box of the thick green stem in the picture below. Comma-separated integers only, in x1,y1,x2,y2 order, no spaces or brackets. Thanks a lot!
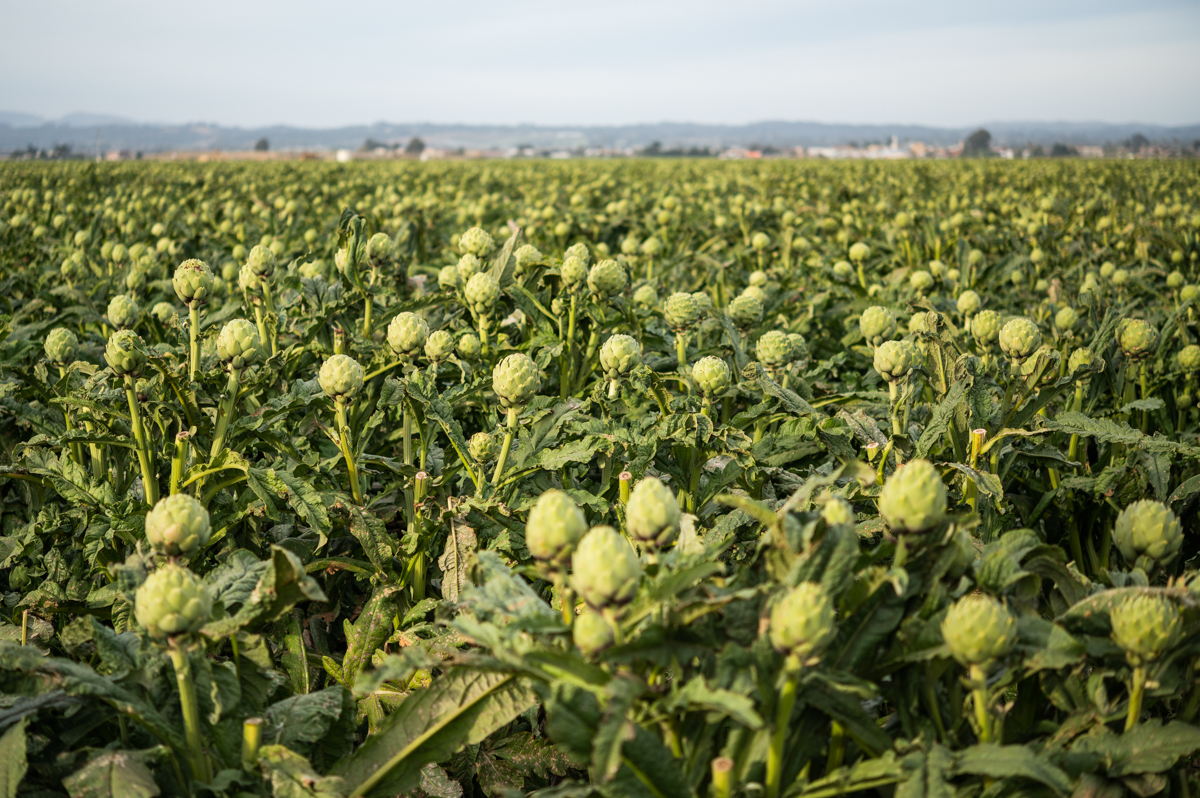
168,642,212,783
362,291,373,340
675,331,690,392
170,431,190,495
968,663,992,743
711,758,734,798
253,304,269,356
241,717,263,771
188,304,200,382
1125,665,1147,732
766,660,801,798
564,295,578,396
826,721,847,772
123,375,158,506
492,407,519,484
209,369,242,461
336,402,362,505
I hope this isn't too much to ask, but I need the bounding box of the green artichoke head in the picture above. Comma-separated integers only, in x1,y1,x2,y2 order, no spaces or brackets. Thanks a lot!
459,226,495,258
1179,345,1200,372
849,242,870,262
493,353,541,408
873,340,919,382
588,259,627,299
387,312,430,358
664,292,701,331
633,285,659,307
151,301,177,324
1054,306,1079,333
860,306,896,346
145,493,212,557
821,497,855,527
173,259,215,305
1110,594,1181,666
247,244,276,279
756,330,792,368
573,610,614,657
439,264,462,291
600,334,642,379
1116,319,1158,361
456,254,482,283
751,231,772,251
692,356,731,397
216,319,261,370
526,489,588,565
107,295,139,330
464,272,500,317
468,431,501,463
45,327,79,365
105,330,146,376
999,318,1043,362
1113,499,1183,568
768,582,837,662
366,232,393,264
571,526,642,609
971,310,1002,350
956,290,981,317
728,294,764,329
878,458,947,533
134,563,212,639
319,354,365,402
561,256,588,290
424,329,455,362
457,333,482,362
626,476,682,548
941,594,1017,667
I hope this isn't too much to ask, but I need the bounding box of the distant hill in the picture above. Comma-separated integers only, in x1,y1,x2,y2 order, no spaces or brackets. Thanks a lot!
2,114,1198,154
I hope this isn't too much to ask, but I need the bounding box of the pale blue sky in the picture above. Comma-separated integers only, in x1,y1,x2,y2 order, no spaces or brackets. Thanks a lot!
3,0,1198,127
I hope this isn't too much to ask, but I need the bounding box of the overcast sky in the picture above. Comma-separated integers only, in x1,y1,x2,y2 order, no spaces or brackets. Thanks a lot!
3,0,1198,129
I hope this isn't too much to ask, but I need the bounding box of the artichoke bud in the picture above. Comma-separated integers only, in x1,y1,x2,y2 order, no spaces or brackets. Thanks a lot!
588,259,627,299
145,493,212,557
999,318,1043,362
692,356,731,397
664,292,701,331
970,309,1001,350
768,582,837,662
247,244,276,279
319,354,365,402
438,265,462,291
105,330,147,376
468,431,501,464
107,295,139,330
1178,345,1200,372
878,458,947,533
464,272,500,318
626,477,681,548
134,563,212,639
1110,594,1181,666
600,335,641,380
574,610,614,656
940,594,1017,667
366,232,393,264
492,353,541,408
152,301,177,324
1113,499,1182,568
424,329,455,362
457,333,482,362
387,312,430,358
728,294,764,329
571,526,642,610
216,319,261,370
873,340,919,382
956,290,981,317
526,489,588,565
860,306,896,346
459,226,495,258
45,327,79,365
1116,319,1158,362
756,330,792,368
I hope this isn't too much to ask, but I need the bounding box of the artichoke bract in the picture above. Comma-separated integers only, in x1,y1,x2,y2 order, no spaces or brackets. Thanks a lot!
1117,319,1158,361
574,610,614,656
387,312,430,358
728,294,763,329
216,319,261,369
425,329,455,362
878,458,947,533
664,292,701,331
493,353,541,408
134,563,212,639
768,582,837,662
105,329,146,376
999,318,1043,362
756,330,792,368
459,226,495,258
626,477,682,548
45,327,79,365
526,489,588,565
941,594,1017,667
588,259,627,299
107,295,139,329
468,431,500,463
1113,499,1182,567
571,526,642,609
464,272,500,317
145,493,212,557
600,335,641,380
692,356,731,397
1110,594,1181,666
319,354,365,402
172,259,215,305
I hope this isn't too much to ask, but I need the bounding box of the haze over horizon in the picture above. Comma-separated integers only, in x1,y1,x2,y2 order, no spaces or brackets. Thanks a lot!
3,0,1198,130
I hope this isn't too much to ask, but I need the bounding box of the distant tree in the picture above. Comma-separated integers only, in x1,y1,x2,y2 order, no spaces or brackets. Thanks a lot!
254,138,269,152
1050,143,1077,157
962,128,992,157
644,141,662,156
359,138,385,152
405,137,425,156
1128,133,1149,152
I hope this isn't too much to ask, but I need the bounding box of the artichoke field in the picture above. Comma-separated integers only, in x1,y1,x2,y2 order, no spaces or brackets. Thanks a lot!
0,158,1199,796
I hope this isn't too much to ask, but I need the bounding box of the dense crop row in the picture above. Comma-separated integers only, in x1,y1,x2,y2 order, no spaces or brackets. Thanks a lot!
1,158,1200,797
